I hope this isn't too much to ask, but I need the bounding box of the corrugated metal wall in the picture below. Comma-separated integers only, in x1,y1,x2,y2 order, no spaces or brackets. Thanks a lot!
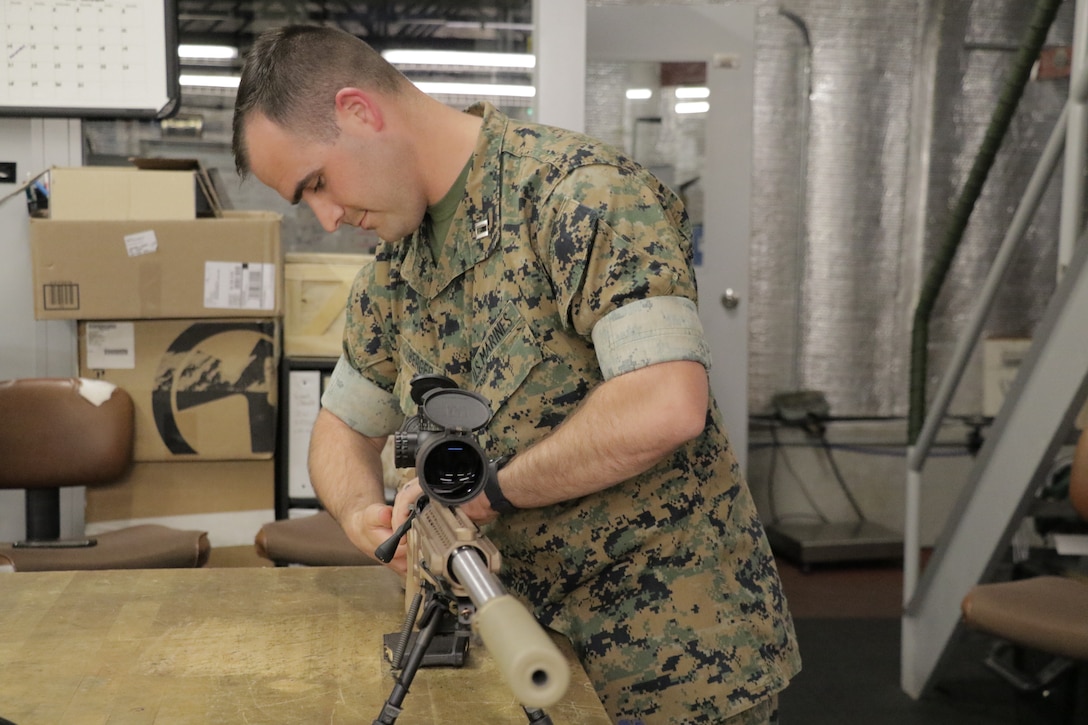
589,0,1075,420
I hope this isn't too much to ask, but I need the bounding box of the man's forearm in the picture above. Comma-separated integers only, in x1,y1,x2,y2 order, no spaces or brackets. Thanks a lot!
494,359,709,510
308,407,388,524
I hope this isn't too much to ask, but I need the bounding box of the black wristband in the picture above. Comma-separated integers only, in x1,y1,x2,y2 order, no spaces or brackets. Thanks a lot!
484,455,518,514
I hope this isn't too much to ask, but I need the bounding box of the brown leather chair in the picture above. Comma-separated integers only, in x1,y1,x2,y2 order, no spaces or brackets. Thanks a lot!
0,378,210,570
255,436,406,567
961,425,1088,717
255,510,376,567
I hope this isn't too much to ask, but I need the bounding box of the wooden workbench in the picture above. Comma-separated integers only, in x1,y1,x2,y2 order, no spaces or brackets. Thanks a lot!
0,567,610,724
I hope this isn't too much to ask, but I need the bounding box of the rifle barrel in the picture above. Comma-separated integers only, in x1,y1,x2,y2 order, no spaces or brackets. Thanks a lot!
450,546,570,708
449,546,504,605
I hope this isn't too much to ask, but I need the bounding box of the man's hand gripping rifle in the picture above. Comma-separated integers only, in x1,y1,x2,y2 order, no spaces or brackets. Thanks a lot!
372,375,570,725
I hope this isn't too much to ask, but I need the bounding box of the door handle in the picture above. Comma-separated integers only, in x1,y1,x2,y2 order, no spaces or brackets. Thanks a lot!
720,289,741,310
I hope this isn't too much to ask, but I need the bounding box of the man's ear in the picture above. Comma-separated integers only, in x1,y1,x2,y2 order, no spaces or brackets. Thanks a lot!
335,87,384,132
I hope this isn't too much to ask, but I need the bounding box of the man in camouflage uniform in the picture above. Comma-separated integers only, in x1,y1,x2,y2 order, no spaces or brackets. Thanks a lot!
234,25,800,724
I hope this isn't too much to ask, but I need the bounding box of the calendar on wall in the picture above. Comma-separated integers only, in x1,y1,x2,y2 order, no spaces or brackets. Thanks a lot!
1,0,179,119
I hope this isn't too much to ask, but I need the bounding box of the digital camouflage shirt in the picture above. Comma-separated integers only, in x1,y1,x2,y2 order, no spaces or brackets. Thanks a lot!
324,102,801,723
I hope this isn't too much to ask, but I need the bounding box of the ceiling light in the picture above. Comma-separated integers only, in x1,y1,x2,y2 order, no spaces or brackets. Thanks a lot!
178,44,238,61
412,81,535,98
675,86,710,99
383,49,535,69
626,88,653,100
180,74,241,89
675,101,709,115
443,21,533,32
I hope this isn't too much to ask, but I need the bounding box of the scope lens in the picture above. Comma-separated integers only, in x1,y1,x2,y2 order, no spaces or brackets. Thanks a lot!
421,440,485,503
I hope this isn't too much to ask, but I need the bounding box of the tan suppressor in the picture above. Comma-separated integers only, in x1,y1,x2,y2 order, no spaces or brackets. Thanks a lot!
411,504,571,708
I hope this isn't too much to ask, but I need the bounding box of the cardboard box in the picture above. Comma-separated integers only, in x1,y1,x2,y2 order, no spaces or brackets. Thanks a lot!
284,252,373,358
129,158,224,218
30,211,282,320
79,318,280,461
85,459,275,523
47,166,195,220
85,459,276,563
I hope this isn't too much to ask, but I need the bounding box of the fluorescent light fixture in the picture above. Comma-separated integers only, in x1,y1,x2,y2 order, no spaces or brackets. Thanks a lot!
180,74,241,89
383,49,535,69
626,88,653,100
444,21,533,31
178,44,238,61
675,86,710,99
675,101,709,115
412,81,535,98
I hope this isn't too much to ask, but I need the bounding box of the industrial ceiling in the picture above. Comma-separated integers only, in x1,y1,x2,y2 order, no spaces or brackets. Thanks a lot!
175,1,534,60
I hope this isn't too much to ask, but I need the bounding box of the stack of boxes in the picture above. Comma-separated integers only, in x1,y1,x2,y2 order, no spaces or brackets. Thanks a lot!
28,166,283,565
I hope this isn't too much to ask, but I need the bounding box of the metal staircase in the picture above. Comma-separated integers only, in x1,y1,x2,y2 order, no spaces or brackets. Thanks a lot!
900,0,1088,697
901,238,1088,697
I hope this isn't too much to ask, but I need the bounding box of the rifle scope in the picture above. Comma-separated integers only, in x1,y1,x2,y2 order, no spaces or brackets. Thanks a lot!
393,375,493,506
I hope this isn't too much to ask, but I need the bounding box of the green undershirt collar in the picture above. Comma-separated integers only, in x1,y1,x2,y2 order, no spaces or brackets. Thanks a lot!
423,159,472,260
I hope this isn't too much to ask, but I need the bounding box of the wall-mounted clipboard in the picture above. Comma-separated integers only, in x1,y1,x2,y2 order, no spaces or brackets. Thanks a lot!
1,0,180,120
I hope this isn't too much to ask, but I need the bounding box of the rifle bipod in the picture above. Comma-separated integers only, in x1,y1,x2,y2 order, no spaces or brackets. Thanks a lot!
372,590,554,725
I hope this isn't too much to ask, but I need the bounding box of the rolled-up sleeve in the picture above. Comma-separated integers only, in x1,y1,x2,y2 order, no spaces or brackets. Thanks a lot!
591,295,711,380
321,355,403,437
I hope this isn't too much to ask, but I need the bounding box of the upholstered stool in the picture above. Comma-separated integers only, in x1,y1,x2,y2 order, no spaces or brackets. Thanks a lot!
256,510,376,566
0,378,209,571
962,575,1088,662
1,524,209,572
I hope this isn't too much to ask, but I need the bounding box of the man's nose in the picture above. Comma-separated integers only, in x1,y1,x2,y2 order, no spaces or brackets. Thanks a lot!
307,196,343,232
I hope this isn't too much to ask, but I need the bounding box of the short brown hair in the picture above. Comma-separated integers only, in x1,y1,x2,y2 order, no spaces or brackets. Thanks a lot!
232,25,407,177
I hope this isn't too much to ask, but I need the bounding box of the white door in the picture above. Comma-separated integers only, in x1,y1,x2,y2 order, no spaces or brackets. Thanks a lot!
585,4,756,470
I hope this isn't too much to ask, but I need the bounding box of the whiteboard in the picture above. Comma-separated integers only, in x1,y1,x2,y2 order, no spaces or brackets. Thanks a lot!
1,0,180,119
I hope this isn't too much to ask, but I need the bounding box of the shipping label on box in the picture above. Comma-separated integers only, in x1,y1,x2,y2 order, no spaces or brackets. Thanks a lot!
80,318,279,461
30,211,282,320
204,261,278,311
284,253,373,357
